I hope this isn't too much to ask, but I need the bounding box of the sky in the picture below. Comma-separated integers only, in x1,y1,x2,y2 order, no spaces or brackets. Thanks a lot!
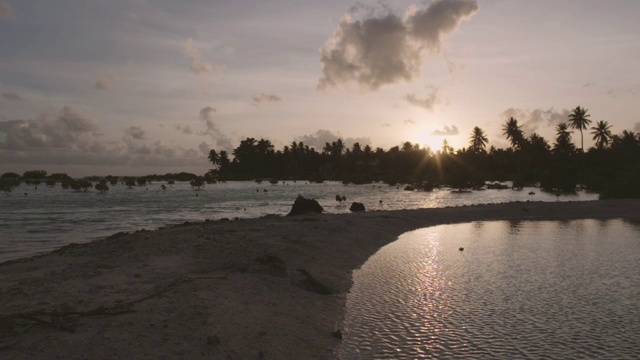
1,0,639,177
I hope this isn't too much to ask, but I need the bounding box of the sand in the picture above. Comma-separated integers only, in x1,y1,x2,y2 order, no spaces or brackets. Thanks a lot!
1,199,639,359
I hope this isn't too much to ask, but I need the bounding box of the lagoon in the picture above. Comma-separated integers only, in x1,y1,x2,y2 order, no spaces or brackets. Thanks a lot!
340,219,640,359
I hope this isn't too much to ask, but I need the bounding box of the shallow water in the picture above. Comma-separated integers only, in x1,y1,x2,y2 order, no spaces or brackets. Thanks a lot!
0,181,597,262
340,219,640,359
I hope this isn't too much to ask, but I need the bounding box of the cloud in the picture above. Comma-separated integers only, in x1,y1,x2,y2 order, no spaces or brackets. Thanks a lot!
318,0,478,90
607,87,638,98
198,141,211,156
633,122,640,133
123,126,145,140
199,106,233,150
404,119,416,125
2,93,21,101
252,92,282,105
95,72,117,90
405,89,440,111
0,1,14,18
501,108,570,134
295,129,371,149
0,106,100,151
583,82,595,88
183,38,217,75
175,125,194,135
0,107,210,172
432,125,459,136
381,123,391,128
405,0,479,52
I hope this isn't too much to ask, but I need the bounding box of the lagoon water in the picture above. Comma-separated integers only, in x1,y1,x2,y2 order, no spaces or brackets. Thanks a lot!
340,220,640,359
0,181,598,263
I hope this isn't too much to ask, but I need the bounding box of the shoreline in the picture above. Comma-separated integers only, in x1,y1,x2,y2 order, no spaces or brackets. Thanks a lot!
1,200,639,359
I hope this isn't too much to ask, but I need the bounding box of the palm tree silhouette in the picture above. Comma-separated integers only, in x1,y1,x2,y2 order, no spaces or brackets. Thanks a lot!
469,126,488,154
502,117,525,150
553,122,575,154
590,120,612,150
568,106,592,152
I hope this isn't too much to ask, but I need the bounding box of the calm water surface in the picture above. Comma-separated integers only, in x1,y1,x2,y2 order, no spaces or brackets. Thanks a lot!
0,181,597,262
340,219,640,359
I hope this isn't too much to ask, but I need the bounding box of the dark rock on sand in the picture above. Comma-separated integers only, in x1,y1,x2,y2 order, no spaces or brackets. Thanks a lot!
287,195,323,216
349,202,365,212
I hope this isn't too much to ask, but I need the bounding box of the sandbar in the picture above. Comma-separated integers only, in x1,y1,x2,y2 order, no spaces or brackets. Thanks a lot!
1,199,639,359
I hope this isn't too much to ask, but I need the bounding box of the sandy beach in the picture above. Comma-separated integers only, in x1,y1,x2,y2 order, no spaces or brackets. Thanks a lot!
1,199,639,359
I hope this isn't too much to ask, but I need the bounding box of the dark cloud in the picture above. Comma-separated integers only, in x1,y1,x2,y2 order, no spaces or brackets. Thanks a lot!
0,106,100,151
198,141,210,156
432,125,459,136
583,82,595,88
405,0,479,52
2,93,21,101
95,72,117,90
0,1,14,18
318,0,478,90
123,126,145,140
199,106,233,151
252,92,282,105
405,89,440,111
175,125,194,135
184,38,216,75
502,108,570,134
295,129,371,149
0,107,209,173
404,119,416,125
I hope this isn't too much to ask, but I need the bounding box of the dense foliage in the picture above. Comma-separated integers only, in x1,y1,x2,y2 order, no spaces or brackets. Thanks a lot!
206,115,639,198
2,107,638,199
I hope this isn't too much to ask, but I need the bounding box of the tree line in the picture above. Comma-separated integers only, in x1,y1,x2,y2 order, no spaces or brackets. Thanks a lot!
2,106,638,198
206,106,638,198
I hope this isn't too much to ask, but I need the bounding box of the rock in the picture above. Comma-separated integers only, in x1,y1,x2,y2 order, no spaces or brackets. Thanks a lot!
349,202,365,212
287,195,323,216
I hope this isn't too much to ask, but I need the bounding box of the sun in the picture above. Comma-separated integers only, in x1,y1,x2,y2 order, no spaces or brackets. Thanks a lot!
414,130,440,152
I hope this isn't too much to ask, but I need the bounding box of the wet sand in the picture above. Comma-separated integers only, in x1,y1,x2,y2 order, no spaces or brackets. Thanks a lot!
1,199,639,359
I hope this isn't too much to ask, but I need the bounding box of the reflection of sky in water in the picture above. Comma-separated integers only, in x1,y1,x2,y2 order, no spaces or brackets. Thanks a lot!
341,219,640,359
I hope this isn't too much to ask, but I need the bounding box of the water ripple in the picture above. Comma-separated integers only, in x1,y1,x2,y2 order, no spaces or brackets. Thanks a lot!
341,220,640,359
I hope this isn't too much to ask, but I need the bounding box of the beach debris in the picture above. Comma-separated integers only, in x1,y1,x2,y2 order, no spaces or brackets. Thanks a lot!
349,202,365,212
332,330,343,340
287,195,323,216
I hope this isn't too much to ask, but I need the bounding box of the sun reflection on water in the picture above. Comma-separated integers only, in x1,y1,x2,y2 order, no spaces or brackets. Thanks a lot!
341,220,640,359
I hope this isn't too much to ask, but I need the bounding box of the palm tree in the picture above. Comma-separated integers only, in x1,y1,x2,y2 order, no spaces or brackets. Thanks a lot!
590,120,612,150
208,149,220,166
469,126,488,154
502,117,525,150
553,122,575,154
568,106,592,152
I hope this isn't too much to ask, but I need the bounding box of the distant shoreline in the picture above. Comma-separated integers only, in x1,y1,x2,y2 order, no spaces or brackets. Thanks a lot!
1,200,639,359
